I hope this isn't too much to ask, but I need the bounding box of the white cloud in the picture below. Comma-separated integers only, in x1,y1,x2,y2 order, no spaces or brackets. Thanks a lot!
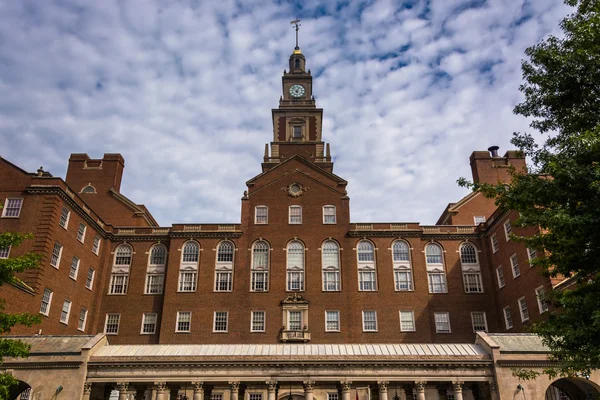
0,0,571,225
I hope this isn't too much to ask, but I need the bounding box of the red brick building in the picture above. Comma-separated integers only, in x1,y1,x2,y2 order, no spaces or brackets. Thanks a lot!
1,47,585,399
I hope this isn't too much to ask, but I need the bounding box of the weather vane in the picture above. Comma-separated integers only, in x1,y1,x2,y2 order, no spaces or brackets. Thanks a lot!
290,19,301,50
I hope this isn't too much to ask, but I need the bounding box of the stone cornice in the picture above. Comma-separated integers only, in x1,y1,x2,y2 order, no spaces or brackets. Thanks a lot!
0,361,82,370
347,231,479,241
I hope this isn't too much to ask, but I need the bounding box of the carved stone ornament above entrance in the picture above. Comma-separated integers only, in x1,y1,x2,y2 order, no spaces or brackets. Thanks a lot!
282,182,309,197
281,292,309,305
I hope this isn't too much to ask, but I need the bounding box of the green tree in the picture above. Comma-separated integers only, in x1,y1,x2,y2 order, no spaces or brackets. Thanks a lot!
460,0,600,378
0,231,41,398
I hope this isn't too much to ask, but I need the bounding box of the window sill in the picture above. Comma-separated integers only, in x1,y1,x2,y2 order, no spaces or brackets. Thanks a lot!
78,328,85,332
59,321,68,326
177,290,197,293
85,286,93,291
107,293,127,295
325,330,340,333
362,330,378,333
69,277,77,282
0,216,20,219
175,331,191,334
140,332,156,335
39,312,49,317
105,332,119,335
250,330,265,333
212,331,228,334
144,293,163,296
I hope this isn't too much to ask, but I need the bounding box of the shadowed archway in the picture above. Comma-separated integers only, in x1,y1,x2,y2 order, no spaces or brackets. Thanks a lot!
545,378,600,400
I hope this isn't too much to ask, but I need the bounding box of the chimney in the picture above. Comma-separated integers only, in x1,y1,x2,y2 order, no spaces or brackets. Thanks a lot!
488,146,500,157
66,153,125,193
469,147,526,184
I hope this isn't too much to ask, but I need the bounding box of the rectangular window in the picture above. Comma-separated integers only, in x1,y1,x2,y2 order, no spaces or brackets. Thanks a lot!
249,394,263,400
504,220,512,241
213,311,228,332
293,126,302,138
92,236,101,255
0,246,9,259
496,266,505,288
50,242,62,268
176,311,191,332
491,234,499,253
325,310,340,332
510,254,520,278
141,313,157,334
399,310,415,332
503,306,513,330
60,300,71,324
215,271,233,291
39,288,53,316
394,270,413,291
362,310,377,332
77,223,86,243
535,286,549,314
211,394,223,400
287,271,304,291
428,272,447,293
463,273,483,293
289,206,302,224
78,308,88,332
145,274,164,294
288,311,302,330
323,205,336,224
519,296,530,322
2,198,23,217
178,271,197,292
69,256,80,280
85,268,95,290
255,206,268,224
527,248,537,265
358,270,376,291
109,274,128,294
323,270,340,291
471,312,488,332
59,207,70,229
105,313,120,334
251,311,265,332
434,312,451,333
328,394,339,400
473,216,486,224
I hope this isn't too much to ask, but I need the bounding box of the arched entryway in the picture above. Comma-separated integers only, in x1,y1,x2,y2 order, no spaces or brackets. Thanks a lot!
545,378,600,400
7,380,32,400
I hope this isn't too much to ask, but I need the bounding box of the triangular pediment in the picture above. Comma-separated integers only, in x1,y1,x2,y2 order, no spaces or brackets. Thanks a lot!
247,154,346,186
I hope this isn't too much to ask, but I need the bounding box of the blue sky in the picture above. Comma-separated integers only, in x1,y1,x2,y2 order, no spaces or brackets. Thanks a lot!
0,0,570,225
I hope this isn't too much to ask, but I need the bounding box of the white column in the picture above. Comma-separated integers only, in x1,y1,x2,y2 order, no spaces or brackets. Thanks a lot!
414,382,426,400
193,382,204,400
304,381,315,400
117,383,129,400
378,382,389,400
341,382,352,400
267,381,277,400
452,382,463,400
230,382,240,400
155,382,167,400
81,382,92,400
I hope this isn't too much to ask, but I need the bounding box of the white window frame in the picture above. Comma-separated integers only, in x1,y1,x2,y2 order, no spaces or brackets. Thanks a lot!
434,312,451,333
491,234,499,253
77,223,87,243
460,243,483,293
0,246,10,259
527,248,537,266
254,206,268,224
104,313,121,335
179,241,199,292
504,220,512,241
510,253,520,278
39,288,53,316
251,310,265,332
215,241,234,292
535,286,549,314
110,244,132,294
59,207,70,229
289,205,302,224
145,244,167,295
251,240,270,292
393,240,413,291
325,310,340,332
50,242,63,269
322,241,341,291
213,311,228,333
176,311,191,332
518,296,529,322
92,236,101,255
463,273,483,293
249,394,263,400
69,256,80,280
109,274,129,295
471,311,488,332
2,198,23,218
323,205,336,224
60,300,72,325
287,310,302,331
141,313,158,334
473,216,486,224
85,268,95,290
503,306,513,330
496,265,505,288
425,243,447,293
362,310,377,332
357,240,377,291
286,240,305,291
399,310,416,332
78,308,88,332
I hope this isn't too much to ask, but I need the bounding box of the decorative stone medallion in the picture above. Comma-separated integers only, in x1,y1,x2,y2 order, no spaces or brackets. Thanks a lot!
282,182,309,197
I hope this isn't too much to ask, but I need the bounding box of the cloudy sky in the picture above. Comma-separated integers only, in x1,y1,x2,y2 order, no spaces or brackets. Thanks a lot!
0,0,570,226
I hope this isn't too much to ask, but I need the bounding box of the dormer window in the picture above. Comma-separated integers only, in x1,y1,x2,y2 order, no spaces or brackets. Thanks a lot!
293,126,302,139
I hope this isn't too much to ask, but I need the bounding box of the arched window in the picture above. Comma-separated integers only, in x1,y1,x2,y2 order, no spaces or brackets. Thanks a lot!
392,240,413,291
295,59,300,69
460,243,483,293
81,185,96,194
215,241,234,291
110,244,132,294
179,241,199,292
251,241,269,291
322,240,340,291
287,240,305,291
145,244,167,294
425,243,446,293
357,240,376,291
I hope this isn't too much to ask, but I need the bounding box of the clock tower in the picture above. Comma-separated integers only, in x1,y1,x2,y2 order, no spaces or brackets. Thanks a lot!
265,46,330,172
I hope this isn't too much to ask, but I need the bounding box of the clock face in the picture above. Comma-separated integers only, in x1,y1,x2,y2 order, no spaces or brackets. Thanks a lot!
289,84,306,98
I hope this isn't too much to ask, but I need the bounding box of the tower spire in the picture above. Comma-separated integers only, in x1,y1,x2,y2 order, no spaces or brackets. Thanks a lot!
290,19,301,53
